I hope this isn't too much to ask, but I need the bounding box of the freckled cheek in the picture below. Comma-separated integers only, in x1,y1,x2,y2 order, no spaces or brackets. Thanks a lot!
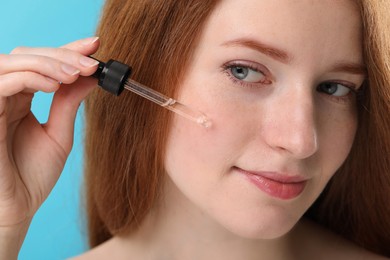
318,111,358,179
163,119,235,199
166,108,245,169
301,113,358,205
164,85,256,180
176,80,256,144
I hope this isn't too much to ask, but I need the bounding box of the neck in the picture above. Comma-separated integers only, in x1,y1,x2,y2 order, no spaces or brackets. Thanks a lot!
120,178,298,260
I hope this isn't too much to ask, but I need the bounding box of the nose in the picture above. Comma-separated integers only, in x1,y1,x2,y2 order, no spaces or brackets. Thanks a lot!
262,84,318,159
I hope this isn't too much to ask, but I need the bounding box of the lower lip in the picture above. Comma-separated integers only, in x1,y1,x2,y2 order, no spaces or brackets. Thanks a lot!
237,169,306,200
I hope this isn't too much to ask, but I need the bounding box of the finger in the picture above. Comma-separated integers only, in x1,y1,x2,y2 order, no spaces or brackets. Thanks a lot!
60,36,100,54
10,37,100,76
0,71,60,97
8,50,98,77
3,51,98,78
11,36,100,56
0,54,83,85
44,77,97,153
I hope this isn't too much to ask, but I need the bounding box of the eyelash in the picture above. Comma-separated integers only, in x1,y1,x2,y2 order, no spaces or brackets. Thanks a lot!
316,81,359,103
222,61,272,88
222,61,361,103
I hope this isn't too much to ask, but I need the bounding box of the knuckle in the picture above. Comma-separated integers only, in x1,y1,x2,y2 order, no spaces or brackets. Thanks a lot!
54,47,77,62
18,71,30,84
15,72,38,91
35,55,51,67
57,47,71,56
10,72,30,90
34,56,58,75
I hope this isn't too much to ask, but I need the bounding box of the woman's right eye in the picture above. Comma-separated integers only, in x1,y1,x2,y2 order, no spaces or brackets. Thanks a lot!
223,62,271,87
229,65,265,83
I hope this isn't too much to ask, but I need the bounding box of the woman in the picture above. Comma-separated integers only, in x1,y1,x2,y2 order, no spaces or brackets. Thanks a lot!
1,0,389,259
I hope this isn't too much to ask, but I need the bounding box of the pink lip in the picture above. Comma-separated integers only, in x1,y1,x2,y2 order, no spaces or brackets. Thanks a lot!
234,167,307,200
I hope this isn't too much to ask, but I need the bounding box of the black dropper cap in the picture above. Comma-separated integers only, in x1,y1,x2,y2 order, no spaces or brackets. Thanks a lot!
91,58,132,96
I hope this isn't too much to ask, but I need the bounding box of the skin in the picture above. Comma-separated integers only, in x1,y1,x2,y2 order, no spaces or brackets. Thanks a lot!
0,38,100,259
0,0,387,260
78,0,386,259
163,0,365,240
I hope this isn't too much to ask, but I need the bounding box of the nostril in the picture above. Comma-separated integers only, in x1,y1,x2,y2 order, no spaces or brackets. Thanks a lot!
266,121,318,159
289,131,318,159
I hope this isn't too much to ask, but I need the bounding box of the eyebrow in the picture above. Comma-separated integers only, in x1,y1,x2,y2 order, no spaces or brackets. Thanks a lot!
221,38,293,64
330,62,367,76
221,38,367,76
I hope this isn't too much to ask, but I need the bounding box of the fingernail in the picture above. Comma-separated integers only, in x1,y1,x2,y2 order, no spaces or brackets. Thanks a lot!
79,56,99,67
45,77,59,84
81,36,99,46
61,63,80,76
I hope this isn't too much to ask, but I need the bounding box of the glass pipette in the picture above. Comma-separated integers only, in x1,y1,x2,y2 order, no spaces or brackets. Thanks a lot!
91,58,212,128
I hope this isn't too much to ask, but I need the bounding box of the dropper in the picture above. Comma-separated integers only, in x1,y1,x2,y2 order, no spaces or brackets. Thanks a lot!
91,59,212,128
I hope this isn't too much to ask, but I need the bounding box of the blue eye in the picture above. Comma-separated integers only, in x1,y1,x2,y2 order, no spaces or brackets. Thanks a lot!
230,66,266,83
317,82,353,97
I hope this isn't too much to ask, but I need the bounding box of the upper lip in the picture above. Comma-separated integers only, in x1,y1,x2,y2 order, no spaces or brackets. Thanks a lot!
234,166,308,183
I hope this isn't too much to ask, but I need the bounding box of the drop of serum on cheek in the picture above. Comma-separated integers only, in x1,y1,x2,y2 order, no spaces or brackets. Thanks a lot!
161,98,212,128
197,116,212,128
91,57,212,129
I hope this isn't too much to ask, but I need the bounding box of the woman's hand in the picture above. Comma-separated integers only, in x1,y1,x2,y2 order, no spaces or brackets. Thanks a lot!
0,37,100,258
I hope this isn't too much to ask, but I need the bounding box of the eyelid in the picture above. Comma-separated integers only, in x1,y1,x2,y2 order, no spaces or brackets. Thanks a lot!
222,60,273,85
317,81,360,104
326,80,359,94
224,60,271,76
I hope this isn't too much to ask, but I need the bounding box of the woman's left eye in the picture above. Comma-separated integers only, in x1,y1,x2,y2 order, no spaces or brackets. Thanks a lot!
316,82,354,97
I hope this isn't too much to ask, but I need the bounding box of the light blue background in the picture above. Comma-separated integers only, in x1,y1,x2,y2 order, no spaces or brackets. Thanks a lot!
0,1,104,259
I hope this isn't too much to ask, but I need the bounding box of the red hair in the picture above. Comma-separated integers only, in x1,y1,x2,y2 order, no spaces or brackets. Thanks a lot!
84,0,219,247
84,0,390,256
307,1,390,255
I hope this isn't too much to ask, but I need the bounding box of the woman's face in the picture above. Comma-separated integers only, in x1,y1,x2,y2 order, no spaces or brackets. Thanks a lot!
164,0,365,239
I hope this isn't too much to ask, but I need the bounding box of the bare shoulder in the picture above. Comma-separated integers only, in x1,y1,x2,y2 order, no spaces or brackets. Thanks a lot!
69,237,136,260
292,218,389,260
69,240,113,260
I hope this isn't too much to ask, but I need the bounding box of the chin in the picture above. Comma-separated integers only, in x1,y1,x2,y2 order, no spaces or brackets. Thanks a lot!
214,205,302,240
225,221,298,240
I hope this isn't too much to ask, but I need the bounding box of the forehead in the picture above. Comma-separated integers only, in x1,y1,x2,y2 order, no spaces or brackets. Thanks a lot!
200,0,363,65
